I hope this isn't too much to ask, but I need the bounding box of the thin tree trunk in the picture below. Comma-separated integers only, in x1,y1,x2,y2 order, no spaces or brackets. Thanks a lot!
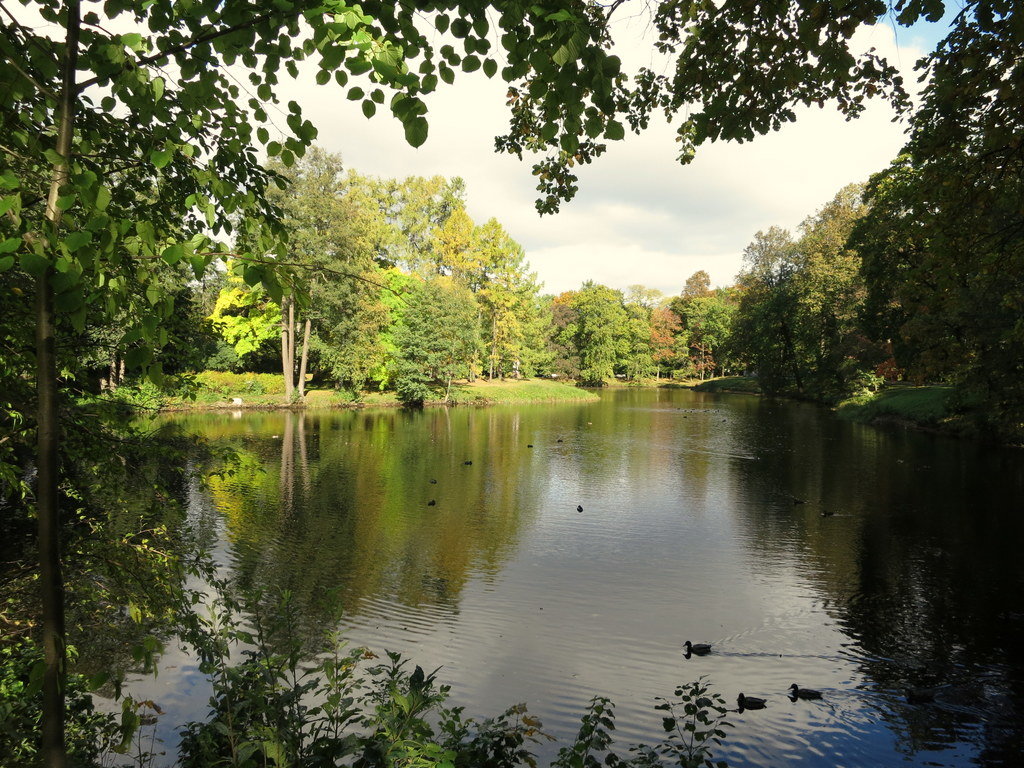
281,296,293,400
489,316,496,380
297,318,311,398
36,271,65,768
779,321,804,393
39,4,81,766
445,374,453,405
288,299,296,387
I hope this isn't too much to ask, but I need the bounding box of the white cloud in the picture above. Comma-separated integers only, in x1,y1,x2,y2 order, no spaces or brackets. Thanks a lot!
282,20,924,296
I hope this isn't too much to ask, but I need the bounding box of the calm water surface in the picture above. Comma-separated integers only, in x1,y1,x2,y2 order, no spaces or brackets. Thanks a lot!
138,388,1024,767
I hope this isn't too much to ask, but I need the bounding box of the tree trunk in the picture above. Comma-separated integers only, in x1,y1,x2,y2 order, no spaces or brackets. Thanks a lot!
39,4,81,766
106,355,117,391
779,321,804,393
288,299,296,388
297,318,311,398
280,296,293,400
489,316,496,380
36,271,65,768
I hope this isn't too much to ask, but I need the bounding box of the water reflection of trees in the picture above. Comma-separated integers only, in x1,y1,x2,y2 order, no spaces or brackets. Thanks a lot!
729,402,1024,764
197,407,544,646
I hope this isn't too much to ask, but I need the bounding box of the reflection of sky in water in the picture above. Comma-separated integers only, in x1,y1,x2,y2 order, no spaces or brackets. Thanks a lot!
119,389,1024,767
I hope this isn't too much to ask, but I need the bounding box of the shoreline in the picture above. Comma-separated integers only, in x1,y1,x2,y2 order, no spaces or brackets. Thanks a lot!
692,377,1019,446
145,378,601,413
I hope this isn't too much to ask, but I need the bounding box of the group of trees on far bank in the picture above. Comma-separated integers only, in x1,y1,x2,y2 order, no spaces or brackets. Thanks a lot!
165,148,743,401
132,140,1022,440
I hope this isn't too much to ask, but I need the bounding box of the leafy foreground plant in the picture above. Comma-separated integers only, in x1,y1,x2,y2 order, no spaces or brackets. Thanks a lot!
175,588,733,768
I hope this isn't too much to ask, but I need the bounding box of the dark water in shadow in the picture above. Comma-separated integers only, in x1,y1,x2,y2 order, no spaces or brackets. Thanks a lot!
139,388,1024,767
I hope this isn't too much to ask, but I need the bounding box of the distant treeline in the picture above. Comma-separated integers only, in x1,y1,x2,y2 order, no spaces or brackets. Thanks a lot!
86,144,1020,438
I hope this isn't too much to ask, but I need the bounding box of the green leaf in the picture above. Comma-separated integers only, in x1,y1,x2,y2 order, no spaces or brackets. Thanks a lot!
145,283,161,305
161,244,184,264
605,120,625,141
55,288,84,313
189,255,207,280
86,672,110,691
150,148,173,168
20,252,49,277
95,186,111,211
0,255,14,272
362,100,376,118
242,264,263,286
0,194,20,216
126,347,151,370
120,32,144,51
483,58,498,78
64,231,92,251
136,220,155,245
0,236,21,253
404,116,429,148
347,58,372,75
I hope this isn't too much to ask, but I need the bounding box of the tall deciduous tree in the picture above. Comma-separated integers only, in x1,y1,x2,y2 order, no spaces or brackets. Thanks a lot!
393,277,480,404
571,282,628,384
732,227,804,393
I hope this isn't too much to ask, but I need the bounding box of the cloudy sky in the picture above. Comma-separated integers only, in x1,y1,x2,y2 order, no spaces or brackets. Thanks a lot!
279,12,953,297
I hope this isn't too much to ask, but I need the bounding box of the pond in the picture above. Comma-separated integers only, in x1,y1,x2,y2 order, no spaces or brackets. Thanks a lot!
135,388,1024,767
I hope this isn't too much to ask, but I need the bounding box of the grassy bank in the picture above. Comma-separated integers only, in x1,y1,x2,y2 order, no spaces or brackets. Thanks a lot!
836,385,958,429
691,376,762,395
123,373,598,412
445,378,600,405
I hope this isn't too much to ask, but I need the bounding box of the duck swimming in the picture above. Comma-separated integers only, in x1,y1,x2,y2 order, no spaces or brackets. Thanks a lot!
737,693,766,710
788,684,822,700
683,641,712,656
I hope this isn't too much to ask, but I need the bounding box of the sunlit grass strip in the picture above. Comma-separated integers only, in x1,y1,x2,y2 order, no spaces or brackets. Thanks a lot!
836,386,953,425
691,376,762,394
446,379,599,405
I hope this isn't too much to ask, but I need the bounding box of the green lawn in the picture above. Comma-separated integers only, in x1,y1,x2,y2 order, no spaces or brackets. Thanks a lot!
691,376,762,395
836,385,953,425
136,374,597,411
